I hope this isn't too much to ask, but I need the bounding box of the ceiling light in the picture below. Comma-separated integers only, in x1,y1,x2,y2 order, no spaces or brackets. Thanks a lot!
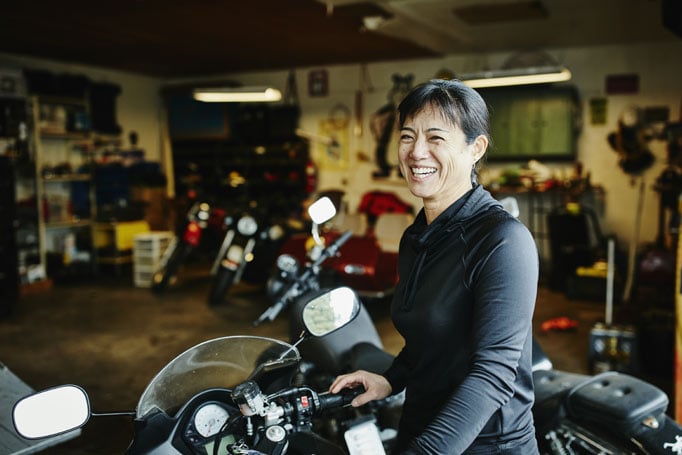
460,66,571,88
193,86,282,102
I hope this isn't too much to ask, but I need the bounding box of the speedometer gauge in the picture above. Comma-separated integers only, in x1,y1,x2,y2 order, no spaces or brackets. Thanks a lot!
193,403,229,438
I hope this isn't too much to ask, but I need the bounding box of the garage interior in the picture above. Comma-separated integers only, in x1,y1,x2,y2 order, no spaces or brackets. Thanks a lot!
1,0,682,453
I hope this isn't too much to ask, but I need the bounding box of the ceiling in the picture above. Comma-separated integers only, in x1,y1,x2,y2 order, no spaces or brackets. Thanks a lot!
0,0,679,79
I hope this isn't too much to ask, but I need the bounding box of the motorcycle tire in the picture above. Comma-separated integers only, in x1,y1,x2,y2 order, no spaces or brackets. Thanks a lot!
208,266,237,306
151,242,193,293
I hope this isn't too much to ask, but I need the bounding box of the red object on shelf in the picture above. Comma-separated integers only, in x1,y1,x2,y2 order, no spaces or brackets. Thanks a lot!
541,316,578,332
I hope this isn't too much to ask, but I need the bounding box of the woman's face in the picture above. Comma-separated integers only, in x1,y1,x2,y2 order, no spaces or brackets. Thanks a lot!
398,104,487,212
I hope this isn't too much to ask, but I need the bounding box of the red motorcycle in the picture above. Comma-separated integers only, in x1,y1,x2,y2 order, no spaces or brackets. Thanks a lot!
150,198,227,292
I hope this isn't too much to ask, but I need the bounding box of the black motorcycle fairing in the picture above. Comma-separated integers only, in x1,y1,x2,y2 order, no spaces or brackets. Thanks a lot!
348,342,395,375
128,336,304,454
289,290,384,375
127,388,238,455
288,430,346,455
136,336,300,420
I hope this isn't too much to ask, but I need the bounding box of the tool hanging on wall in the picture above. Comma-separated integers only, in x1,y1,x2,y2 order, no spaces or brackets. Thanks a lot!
354,64,374,138
370,73,413,178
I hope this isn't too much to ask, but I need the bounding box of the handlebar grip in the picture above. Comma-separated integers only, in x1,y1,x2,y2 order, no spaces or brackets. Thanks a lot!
317,387,364,411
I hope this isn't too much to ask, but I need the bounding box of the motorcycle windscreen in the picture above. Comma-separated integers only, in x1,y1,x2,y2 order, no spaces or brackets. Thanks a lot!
136,335,300,418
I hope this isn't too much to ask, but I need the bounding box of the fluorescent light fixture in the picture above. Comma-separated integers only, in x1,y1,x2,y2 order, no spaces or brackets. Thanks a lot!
460,66,572,88
193,86,282,102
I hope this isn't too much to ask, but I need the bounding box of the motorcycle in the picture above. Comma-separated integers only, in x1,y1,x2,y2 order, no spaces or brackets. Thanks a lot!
13,287,389,454
256,196,403,450
152,194,298,301
532,338,682,454
256,196,358,326
150,196,227,292
207,200,295,306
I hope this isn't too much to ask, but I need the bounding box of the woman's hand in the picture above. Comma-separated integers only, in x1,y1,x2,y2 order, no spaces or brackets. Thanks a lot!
329,370,392,407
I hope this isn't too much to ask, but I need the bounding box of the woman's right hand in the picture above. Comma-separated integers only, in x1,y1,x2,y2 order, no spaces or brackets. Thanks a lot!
329,370,392,407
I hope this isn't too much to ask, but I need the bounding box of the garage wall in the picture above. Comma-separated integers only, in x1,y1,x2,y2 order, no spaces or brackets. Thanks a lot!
0,52,164,164
210,41,682,253
4,40,682,254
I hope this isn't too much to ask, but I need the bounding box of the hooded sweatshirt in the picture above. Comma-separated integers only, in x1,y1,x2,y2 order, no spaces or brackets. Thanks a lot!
383,184,539,454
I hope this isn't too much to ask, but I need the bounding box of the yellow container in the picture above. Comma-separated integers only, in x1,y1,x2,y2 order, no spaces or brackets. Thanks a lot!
94,220,150,252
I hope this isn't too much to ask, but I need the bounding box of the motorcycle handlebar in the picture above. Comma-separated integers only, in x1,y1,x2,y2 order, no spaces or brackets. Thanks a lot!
317,387,364,412
253,229,353,326
253,300,285,326
319,230,352,261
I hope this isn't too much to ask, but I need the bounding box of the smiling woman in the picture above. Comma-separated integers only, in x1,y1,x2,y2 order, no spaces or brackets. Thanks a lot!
330,79,540,454
396,80,490,224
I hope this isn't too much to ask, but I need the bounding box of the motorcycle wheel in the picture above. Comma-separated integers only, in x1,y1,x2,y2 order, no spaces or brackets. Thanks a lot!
151,242,193,293
208,266,237,306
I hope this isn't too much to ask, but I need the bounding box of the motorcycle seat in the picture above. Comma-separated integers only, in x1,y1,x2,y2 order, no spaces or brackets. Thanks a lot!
348,342,395,375
565,371,669,431
533,369,590,404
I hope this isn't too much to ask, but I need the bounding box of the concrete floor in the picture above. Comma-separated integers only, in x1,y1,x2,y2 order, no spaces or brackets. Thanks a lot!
0,267,671,454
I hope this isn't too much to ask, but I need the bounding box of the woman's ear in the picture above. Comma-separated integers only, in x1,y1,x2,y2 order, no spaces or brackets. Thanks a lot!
471,135,489,163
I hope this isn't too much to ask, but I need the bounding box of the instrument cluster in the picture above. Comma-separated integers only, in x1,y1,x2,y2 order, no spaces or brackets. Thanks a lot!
183,401,235,452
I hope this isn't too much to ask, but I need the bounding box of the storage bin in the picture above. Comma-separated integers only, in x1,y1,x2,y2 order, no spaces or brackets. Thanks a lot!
133,231,173,287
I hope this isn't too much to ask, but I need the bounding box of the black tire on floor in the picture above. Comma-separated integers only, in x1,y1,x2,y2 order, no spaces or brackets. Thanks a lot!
151,242,193,293
208,266,237,306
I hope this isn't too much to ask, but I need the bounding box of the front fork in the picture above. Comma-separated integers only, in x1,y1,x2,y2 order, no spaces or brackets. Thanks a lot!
212,233,257,284
234,238,257,283
211,230,236,275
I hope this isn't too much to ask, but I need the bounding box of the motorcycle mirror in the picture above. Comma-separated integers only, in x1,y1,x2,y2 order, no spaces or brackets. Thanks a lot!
308,196,336,225
302,286,360,337
13,384,90,439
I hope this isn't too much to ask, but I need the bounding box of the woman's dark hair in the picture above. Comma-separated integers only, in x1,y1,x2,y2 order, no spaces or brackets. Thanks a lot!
397,78,490,145
397,78,491,180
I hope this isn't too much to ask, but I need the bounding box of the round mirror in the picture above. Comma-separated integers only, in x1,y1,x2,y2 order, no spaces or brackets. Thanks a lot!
13,385,90,439
308,196,336,225
302,287,360,337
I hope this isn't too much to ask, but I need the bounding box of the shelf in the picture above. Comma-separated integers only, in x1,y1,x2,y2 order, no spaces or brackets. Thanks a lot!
36,95,87,106
30,94,102,282
39,130,90,140
45,219,92,229
97,255,132,265
42,174,92,182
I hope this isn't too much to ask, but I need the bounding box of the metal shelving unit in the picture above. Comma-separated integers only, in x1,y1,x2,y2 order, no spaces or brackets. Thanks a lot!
31,96,99,280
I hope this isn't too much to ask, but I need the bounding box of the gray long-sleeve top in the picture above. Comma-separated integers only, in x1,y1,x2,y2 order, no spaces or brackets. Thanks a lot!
383,184,539,454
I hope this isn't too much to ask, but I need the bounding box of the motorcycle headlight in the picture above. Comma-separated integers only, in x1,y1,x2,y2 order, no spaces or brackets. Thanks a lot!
237,216,258,236
276,254,299,274
227,245,245,263
198,205,210,221
268,224,285,241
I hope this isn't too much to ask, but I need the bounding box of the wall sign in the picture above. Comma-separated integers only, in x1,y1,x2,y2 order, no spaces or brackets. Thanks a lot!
605,74,639,95
589,98,607,125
